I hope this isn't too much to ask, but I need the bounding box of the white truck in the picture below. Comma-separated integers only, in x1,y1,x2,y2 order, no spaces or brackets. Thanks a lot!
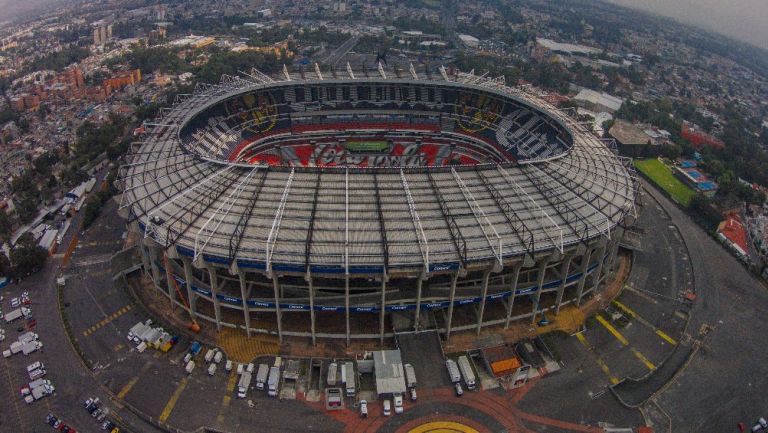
127,321,149,342
457,356,476,390
207,363,217,376
28,378,48,390
26,361,44,374
10,341,24,355
26,383,54,403
18,332,38,344
185,360,196,374
29,368,46,380
267,366,280,397
213,351,223,364
237,371,252,398
204,349,216,363
446,359,461,384
22,341,42,355
404,364,417,389
255,364,269,390
4,307,26,323
344,362,355,397
327,362,337,386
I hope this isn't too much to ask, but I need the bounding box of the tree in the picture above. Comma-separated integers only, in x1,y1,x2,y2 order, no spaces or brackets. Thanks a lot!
0,253,10,278
660,143,681,160
0,212,11,243
10,233,48,277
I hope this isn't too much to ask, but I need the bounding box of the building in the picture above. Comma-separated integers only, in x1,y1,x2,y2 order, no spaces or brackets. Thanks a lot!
93,24,113,46
573,89,623,113
37,229,58,255
10,96,24,111
674,163,718,197
608,119,659,157
103,69,142,90
458,34,480,48
121,66,637,344
61,66,85,89
681,121,725,150
373,350,407,397
717,212,748,260
532,38,601,61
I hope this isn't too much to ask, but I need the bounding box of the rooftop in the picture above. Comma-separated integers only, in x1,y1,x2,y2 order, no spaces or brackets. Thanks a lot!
373,350,407,395
609,120,652,146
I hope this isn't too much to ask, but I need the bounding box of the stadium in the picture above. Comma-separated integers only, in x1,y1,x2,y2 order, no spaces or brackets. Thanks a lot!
118,64,638,344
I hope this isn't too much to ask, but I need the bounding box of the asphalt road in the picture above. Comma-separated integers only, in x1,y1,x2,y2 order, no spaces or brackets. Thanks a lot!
6,169,767,433
0,168,164,433
640,180,768,432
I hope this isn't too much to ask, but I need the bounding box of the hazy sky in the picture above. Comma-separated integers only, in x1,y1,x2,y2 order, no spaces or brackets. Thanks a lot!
606,0,768,49
0,0,766,50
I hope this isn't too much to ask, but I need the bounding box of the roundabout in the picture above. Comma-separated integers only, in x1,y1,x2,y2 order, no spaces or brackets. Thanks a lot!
405,421,480,433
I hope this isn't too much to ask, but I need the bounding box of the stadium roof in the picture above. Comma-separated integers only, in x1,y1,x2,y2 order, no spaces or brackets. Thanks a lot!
118,65,638,276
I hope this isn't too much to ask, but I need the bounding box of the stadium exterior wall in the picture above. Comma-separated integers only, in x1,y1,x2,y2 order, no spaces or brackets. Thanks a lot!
135,225,624,344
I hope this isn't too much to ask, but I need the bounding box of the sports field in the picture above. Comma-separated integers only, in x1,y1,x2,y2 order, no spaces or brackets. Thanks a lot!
634,159,696,207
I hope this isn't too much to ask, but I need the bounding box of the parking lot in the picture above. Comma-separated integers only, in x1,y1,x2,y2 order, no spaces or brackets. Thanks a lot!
46,183,709,433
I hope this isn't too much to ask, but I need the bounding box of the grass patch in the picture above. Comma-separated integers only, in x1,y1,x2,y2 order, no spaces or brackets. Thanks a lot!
634,159,696,207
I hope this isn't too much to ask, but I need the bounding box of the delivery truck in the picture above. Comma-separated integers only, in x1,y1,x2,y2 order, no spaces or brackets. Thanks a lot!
255,364,269,390
446,359,461,383
237,371,252,398
344,362,355,397
457,356,476,390
267,366,280,397
404,364,417,388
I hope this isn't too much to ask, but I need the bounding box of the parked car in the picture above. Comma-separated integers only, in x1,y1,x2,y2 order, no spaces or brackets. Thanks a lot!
383,399,391,416
454,382,464,397
359,400,368,417
394,394,404,414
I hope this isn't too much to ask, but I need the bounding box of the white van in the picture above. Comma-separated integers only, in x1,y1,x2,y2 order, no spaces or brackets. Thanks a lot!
383,399,391,416
394,394,403,414
26,362,44,373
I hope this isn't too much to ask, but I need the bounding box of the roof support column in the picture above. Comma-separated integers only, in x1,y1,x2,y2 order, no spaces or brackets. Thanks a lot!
530,259,550,325
379,277,387,346
606,230,622,270
345,274,350,347
445,272,459,343
207,267,222,331
554,255,574,315
238,271,252,337
576,248,594,307
308,274,316,346
147,246,162,293
165,255,177,311
272,274,283,343
590,244,608,296
182,257,197,316
139,243,151,278
413,278,424,331
475,269,493,335
504,262,523,329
